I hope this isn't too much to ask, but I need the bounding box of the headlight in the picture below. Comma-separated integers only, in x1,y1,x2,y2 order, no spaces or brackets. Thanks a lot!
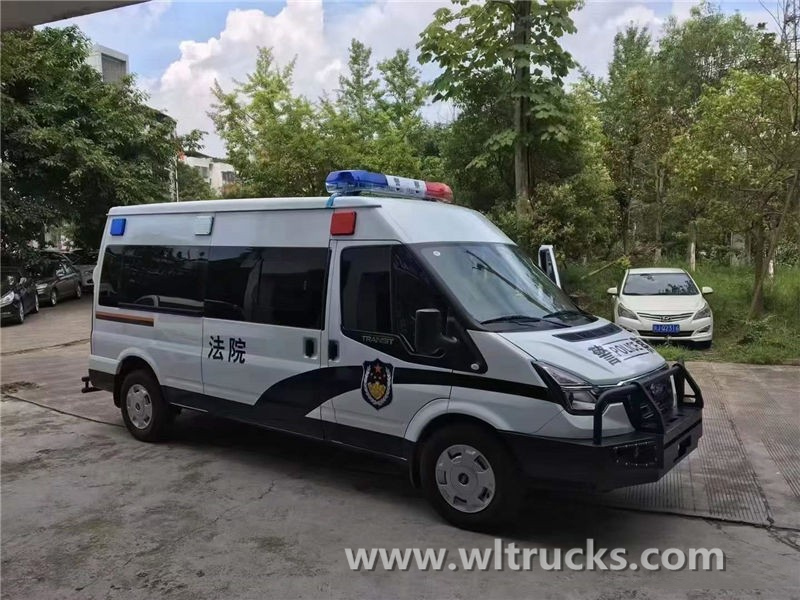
1,291,14,307
694,303,712,320
617,304,638,320
536,362,598,411
36,283,47,292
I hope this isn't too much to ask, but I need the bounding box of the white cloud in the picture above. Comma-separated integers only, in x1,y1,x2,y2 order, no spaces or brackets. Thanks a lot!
565,2,666,78
148,0,448,156
151,0,774,157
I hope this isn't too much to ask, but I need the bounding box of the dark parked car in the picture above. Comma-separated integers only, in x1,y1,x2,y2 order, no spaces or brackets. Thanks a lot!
1,266,39,324
29,258,82,306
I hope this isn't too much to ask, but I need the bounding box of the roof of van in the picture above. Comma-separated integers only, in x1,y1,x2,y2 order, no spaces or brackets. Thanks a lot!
108,196,384,215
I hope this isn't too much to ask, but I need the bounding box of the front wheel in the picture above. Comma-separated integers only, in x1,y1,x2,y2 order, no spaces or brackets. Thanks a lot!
420,423,523,531
695,340,712,350
31,294,39,313
120,370,171,442
15,302,24,324
75,284,82,299
49,289,57,306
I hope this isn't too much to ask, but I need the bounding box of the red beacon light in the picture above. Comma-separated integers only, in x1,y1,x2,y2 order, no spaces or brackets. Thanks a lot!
325,170,455,204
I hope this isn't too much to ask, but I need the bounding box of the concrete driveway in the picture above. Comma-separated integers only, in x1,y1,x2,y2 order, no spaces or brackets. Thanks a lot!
1,298,798,599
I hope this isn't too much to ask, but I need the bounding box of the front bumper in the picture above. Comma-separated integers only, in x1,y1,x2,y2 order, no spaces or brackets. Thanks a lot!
505,362,704,491
503,408,702,491
0,301,20,321
617,315,712,342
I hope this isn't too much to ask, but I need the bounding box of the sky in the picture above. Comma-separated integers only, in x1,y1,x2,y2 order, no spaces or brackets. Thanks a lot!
45,0,781,157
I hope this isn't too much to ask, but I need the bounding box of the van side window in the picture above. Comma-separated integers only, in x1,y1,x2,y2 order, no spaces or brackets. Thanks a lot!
205,246,328,329
98,245,206,314
340,245,449,351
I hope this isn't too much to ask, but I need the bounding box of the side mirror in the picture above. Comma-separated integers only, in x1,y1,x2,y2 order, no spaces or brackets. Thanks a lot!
414,309,457,356
701,286,714,295
607,287,618,296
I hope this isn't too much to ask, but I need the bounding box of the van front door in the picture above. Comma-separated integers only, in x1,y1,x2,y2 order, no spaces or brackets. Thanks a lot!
199,245,329,437
321,240,456,458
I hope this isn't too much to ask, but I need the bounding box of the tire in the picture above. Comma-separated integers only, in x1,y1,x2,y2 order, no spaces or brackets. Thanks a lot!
49,289,57,307
31,294,39,314
120,370,171,442
15,302,24,324
420,423,523,531
695,340,712,350
75,284,82,299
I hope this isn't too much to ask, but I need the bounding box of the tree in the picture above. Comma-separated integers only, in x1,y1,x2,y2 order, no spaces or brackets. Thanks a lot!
599,26,655,255
418,0,580,214
1,26,176,252
210,48,329,196
177,162,216,201
670,70,799,318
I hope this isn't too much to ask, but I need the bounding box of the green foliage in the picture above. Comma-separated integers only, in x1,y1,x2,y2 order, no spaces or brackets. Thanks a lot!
418,0,580,203
177,162,217,201
211,41,439,198
1,26,176,252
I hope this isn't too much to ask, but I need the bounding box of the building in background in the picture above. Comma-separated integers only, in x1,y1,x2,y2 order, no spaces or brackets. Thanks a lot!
182,153,236,194
87,44,129,84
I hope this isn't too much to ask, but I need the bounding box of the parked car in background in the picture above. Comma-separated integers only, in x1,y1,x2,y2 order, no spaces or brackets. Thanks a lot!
608,267,714,349
67,249,99,290
1,265,39,324
29,257,82,306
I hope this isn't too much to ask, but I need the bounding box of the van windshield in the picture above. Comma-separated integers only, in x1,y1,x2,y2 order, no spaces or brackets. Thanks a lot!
417,243,594,328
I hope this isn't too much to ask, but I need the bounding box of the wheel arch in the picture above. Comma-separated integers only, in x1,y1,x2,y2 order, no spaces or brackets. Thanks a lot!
113,353,160,407
406,411,511,489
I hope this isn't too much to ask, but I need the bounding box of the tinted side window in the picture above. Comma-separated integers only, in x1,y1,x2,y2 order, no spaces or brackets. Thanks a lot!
98,245,206,314
206,247,328,329
98,246,124,307
256,248,328,329
340,246,392,333
340,245,449,350
205,247,262,321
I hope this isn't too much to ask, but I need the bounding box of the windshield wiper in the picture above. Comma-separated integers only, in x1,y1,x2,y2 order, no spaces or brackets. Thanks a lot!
481,314,568,328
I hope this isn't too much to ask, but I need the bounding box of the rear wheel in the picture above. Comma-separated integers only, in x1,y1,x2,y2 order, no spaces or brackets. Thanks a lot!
75,284,82,299
120,370,170,442
49,289,57,306
420,423,523,531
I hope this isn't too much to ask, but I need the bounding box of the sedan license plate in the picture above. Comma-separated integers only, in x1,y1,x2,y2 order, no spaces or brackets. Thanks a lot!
653,323,680,334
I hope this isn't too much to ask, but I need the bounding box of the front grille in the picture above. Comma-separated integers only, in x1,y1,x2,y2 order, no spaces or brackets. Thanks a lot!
629,371,675,431
638,330,692,338
638,312,693,322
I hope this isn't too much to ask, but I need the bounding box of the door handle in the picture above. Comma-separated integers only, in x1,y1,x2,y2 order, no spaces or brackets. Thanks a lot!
328,340,339,361
303,337,316,358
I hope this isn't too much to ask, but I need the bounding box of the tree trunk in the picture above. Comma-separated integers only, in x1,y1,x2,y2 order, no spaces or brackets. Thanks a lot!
654,167,664,263
688,221,697,272
513,0,531,216
749,225,766,319
748,172,799,319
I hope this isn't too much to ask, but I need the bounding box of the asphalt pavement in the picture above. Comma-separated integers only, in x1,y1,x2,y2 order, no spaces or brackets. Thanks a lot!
1,297,798,599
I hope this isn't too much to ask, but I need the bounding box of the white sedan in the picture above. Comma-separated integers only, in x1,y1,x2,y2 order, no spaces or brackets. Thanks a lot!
608,268,714,348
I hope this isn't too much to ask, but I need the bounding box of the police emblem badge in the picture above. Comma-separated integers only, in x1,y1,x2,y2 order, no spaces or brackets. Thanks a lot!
361,358,394,409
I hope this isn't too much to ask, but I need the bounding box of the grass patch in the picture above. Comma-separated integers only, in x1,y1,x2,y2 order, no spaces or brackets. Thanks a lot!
562,261,800,365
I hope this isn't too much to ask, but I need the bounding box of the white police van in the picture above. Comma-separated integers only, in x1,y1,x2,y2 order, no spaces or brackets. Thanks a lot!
85,170,703,529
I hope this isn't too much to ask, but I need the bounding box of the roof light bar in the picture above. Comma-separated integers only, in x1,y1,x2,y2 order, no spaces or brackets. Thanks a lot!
325,170,453,204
